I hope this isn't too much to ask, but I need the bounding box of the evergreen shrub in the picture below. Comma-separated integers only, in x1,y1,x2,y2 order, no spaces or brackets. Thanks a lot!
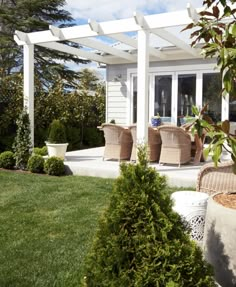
44,156,65,176
27,154,44,173
82,145,215,287
66,126,81,151
12,109,32,169
33,146,48,156
47,119,67,144
0,151,15,169
83,127,104,147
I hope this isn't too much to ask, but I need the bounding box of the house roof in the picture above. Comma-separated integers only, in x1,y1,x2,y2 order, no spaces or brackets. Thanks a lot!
14,4,203,65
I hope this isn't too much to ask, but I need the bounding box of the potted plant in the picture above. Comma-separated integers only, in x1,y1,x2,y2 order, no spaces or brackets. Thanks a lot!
151,113,162,127
46,119,68,160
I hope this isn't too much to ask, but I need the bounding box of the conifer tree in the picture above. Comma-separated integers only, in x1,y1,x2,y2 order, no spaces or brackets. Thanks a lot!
0,0,88,87
12,108,32,169
82,146,215,287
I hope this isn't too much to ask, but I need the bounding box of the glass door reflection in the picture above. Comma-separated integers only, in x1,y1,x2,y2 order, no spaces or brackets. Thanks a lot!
154,75,172,117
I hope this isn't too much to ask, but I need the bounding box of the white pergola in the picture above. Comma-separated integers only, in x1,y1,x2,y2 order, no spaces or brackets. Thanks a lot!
14,3,200,147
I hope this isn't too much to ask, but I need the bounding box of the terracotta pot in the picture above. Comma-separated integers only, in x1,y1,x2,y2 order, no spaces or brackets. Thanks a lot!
203,193,236,287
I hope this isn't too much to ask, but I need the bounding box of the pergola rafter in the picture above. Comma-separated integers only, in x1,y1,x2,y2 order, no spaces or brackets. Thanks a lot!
14,3,202,147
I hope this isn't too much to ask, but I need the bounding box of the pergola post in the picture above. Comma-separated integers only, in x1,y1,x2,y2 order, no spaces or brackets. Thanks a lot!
136,29,149,145
23,44,34,147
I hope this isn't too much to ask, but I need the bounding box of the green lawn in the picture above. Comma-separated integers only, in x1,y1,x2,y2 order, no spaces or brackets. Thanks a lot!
0,170,114,287
0,169,194,287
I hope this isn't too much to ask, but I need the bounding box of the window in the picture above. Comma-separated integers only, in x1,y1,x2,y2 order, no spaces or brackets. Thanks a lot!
203,73,221,122
154,75,172,117
178,74,196,117
132,76,137,123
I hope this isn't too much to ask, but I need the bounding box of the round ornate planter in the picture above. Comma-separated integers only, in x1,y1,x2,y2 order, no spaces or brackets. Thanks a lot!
151,117,162,127
203,193,236,287
45,142,68,160
171,191,209,243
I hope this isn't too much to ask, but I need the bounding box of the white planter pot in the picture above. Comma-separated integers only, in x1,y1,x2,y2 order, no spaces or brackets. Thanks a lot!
46,142,68,160
171,191,209,243
203,193,236,287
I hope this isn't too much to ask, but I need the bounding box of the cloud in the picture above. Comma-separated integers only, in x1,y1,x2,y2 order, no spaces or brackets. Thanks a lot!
65,0,204,22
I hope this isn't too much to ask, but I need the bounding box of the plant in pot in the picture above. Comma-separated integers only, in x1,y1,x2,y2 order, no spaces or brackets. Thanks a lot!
46,119,68,160
151,113,162,127
184,1,236,285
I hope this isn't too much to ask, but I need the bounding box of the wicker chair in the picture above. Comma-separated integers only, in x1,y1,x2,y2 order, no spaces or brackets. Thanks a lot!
196,161,236,195
129,125,162,162
101,124,133,161
158,125,191,166
181,123,207,163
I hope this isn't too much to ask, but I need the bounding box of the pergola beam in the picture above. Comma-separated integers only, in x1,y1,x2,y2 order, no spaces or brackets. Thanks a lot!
72,38,137,62
88,19,102,34
14,10,193,46
187,3,200,23
153,28,199,57
110,33,166,59
134,11,149,29
38,42,113,64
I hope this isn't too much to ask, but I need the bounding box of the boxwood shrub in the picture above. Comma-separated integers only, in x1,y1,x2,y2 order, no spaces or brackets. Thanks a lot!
27,154,45,173
0,151,15,169
33,146,48,156
44,156,65,176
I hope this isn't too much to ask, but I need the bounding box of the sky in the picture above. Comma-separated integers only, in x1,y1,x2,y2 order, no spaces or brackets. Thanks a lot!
63,0,204,76
65,0,203,22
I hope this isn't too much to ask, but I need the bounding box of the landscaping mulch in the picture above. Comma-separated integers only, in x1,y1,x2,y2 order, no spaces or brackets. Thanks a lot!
214,193,236,209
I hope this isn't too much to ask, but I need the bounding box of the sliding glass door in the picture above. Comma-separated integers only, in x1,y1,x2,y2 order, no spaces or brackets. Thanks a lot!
129,69,223,126
177,74,196,117
202,73,222,122
154,75,172,117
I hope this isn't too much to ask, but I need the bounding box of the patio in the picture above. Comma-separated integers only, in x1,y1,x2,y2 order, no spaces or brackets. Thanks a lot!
64,146,231,187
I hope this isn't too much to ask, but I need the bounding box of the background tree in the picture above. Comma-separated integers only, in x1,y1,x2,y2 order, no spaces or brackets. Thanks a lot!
0,0,89,88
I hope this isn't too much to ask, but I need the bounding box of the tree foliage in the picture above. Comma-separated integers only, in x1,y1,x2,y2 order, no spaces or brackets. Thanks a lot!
189,105,236,173
0,0,88,87
184,0,236,97
183,0,236,173
0,69,105,151
82,146,215,287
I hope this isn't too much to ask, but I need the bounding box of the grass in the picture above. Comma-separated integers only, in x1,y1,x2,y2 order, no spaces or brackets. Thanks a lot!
0,169,194,287
0,170,114,287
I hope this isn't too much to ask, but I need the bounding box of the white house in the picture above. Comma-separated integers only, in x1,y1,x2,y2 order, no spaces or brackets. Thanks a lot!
14,4,236,146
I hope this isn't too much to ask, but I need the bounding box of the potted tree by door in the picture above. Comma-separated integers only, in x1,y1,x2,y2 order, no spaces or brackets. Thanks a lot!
46,119,68,160
184,1,236,285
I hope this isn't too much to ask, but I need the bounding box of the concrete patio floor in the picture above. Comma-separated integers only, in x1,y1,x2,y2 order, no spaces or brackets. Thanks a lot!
64,146,231,188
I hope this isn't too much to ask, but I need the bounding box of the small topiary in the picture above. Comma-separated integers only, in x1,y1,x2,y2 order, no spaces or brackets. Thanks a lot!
33,146,48,156
44,156,65,176
47,119,67,144
0,151,15,169
27,154,45,173
82,145,215,287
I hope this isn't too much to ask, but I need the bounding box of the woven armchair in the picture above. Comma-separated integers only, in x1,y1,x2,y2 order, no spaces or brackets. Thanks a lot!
158,125,191,166
196,161,236,195
129,125,162,162
101,124,133,161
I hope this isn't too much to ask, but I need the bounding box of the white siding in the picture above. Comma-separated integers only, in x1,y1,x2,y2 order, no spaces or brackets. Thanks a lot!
106,58,217,125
